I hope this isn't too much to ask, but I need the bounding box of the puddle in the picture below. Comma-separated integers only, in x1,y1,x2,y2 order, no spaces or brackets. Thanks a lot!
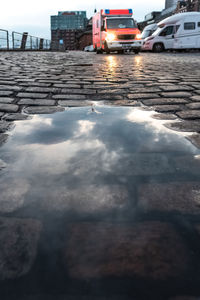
0,106,200,299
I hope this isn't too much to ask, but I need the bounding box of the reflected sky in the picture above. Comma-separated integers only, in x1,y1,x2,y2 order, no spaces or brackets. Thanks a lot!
0,106,199,215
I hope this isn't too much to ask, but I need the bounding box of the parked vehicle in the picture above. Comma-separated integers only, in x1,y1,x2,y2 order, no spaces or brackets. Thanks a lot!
143,12,200,52
93,9,142,54
84,45,94,52
141,24,158,41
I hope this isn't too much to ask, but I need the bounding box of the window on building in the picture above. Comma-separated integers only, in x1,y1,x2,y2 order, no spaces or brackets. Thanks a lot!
184,22,196,30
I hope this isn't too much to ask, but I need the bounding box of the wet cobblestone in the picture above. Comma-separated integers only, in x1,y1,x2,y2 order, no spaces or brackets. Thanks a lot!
0,52,199,140
1,51,200,299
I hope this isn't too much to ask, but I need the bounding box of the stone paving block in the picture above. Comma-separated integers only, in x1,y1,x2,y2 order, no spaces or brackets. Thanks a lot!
18,99,56,106
58,100,92,107
190,95,200,102
160,92,192,98
0,120,13,132
166,120,200,132
154,105,182,112
187,134,200,149
177,110,200,120
25,87,59,93
138,182,200,214
52,94,86,100
53,84,81,88
0,103,19,113
0,85,22,91
141,98,188,106
107,100,139,106
127,93,160,100
90,94,123,101
186,102,200,109
0,98,14,104
24,106,65,114
64,222,190,280
19,82,52,87
0,81,16,85
152,113,177,120
3,113,30,121
160,85,194,91
61,89,95,95
17,93,48,99
0,133,8,146
129,87,162,93
0,91,13,96
97,89,127,94
0,217,42,280
195,90,200,95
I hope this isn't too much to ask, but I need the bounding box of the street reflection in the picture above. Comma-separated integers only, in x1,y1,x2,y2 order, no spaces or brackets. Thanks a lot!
106,55,117,75
0,106,198,214
0,106,200,298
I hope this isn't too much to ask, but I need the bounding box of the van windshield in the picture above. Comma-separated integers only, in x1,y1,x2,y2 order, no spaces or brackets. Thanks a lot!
107,18,136,29
141,30,153,39
152,27,162,37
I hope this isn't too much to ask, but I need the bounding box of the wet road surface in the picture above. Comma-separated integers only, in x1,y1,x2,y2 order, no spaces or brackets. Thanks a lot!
1,106,200,299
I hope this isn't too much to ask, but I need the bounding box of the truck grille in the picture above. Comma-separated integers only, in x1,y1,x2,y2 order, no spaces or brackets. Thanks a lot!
117,34,136,40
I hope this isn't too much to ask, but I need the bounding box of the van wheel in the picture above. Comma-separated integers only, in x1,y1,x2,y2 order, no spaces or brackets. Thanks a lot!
96,49,103,54
153,43,164,53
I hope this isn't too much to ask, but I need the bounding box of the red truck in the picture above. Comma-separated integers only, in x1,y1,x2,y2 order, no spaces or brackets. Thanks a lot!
93,9,142,54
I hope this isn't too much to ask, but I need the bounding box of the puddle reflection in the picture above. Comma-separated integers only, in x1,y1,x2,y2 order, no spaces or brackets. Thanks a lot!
0,106,200,298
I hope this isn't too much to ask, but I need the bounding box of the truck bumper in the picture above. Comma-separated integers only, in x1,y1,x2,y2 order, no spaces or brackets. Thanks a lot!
106,40,142,51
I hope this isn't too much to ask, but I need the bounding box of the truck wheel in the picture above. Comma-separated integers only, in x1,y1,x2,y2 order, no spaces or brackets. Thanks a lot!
118,50,124,54
96,49,103,54
134,50,140,54
153,43,164,53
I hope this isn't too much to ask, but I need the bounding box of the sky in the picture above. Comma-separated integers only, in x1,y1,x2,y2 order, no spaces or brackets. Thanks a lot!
0,0,165,39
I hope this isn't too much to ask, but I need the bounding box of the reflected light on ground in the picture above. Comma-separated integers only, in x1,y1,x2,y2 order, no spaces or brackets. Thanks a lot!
134,55,143,68
106,55,117,76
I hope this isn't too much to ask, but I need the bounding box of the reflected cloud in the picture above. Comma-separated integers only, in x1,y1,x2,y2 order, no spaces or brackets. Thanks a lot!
75,120,96,137
0,106,200,215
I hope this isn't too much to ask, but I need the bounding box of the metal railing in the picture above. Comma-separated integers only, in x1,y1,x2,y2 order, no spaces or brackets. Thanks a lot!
0,29,9,50
0,29,51,51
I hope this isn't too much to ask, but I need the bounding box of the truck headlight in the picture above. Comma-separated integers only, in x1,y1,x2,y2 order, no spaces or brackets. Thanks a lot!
106,33,116,42
136,34,142,40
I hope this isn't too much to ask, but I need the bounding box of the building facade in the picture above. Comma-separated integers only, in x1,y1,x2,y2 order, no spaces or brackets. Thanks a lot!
165,0,178,9
175,0,200,13
51,11,87,50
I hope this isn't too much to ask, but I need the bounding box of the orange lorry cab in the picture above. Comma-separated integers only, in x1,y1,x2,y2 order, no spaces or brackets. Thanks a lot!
93,9,142,54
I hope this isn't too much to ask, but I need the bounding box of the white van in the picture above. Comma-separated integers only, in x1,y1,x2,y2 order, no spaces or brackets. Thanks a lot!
141,24,158,41
143,12,200,52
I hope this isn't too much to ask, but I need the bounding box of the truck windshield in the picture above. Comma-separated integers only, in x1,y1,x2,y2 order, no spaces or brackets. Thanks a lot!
107,18,136,29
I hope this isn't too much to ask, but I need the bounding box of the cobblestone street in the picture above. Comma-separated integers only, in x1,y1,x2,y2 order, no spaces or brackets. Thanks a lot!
1,51,200,300
1,51,200,147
